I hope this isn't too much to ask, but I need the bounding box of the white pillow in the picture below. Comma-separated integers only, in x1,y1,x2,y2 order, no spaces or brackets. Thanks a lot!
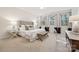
19,25,25,31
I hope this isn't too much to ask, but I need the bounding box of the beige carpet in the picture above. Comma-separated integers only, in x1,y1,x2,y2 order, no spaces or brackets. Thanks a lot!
0,32,71,52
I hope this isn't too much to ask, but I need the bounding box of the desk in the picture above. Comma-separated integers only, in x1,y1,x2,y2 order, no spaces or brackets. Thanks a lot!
65,31,79,52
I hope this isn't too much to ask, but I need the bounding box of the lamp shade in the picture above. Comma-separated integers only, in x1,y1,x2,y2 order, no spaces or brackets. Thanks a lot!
69,15,79,22
72,21,79,33
69,15,79,33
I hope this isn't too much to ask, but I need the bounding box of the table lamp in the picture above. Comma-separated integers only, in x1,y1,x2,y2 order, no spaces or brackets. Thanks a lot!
69,15,79,33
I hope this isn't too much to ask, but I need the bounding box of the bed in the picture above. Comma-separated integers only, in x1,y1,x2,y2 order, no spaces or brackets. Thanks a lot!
18,28,47,41
17,20,48,41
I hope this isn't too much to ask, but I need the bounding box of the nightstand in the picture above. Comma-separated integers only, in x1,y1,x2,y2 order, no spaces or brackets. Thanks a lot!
8,30,18,38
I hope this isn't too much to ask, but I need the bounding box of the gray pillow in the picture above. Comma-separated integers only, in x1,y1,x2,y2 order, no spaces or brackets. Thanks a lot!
25,26,29,30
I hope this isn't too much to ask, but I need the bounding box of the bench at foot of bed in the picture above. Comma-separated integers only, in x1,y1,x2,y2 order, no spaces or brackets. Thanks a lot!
37,32,48,41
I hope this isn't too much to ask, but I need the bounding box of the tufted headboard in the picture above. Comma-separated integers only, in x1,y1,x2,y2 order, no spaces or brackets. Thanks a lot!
17,20,34,30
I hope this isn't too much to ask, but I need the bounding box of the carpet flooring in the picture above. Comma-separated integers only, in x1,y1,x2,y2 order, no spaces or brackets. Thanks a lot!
0,32,71,52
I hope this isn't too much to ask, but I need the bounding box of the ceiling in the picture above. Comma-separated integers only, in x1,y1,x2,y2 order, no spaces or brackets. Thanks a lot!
0,7,78,21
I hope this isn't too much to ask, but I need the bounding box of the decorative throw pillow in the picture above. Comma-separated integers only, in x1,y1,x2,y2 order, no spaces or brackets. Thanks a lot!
25,26,29,30
19,25,25,31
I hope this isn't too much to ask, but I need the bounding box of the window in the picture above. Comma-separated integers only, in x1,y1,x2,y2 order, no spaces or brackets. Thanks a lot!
61,12,71,26
61,14,69,26
48,16,55,25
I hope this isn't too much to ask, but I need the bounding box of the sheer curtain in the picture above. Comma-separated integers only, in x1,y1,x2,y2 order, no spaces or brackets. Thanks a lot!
61,11,71,26
48,15,57,32
60,11,72,34
47,10,72,33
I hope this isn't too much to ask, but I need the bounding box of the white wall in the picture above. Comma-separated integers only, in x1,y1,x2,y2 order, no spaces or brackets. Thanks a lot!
0,17,10,39
72,8,79,15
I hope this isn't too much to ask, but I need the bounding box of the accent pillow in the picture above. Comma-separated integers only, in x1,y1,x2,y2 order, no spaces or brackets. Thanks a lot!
25,26,29,30
19,25,25,31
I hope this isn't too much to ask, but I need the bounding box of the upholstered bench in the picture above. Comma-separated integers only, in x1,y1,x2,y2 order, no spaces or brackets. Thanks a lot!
37,32,48,41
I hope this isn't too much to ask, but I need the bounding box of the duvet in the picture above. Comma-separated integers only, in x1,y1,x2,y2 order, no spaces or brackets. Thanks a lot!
18,29,46,41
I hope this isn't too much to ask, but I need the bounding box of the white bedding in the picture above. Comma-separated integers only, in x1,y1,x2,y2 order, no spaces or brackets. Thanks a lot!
18,29,46,41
